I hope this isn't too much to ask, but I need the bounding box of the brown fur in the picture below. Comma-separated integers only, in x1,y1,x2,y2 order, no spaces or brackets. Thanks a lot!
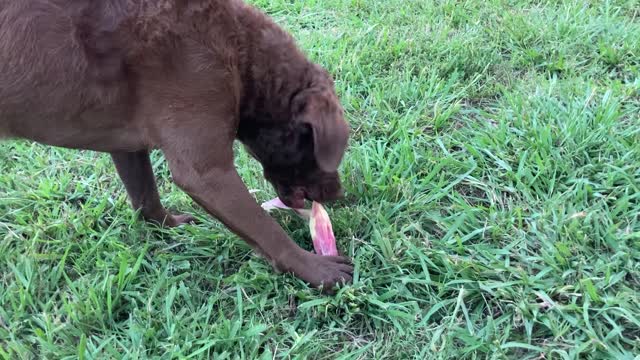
0,0,353,290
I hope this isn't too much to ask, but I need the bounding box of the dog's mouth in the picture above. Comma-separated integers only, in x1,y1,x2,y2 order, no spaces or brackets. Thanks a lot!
275,183,344,209
276,186,308,209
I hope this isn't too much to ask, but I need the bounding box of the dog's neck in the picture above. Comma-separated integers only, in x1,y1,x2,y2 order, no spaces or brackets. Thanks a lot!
236,4,318,128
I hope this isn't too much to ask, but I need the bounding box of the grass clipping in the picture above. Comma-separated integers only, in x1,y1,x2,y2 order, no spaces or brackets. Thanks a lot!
261,198,339,256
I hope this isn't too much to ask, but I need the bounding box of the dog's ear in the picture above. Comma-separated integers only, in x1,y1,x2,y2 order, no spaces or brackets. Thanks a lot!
292,89,349,172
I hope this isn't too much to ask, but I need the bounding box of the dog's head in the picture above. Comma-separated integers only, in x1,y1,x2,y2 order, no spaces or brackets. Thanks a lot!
239,83,349,208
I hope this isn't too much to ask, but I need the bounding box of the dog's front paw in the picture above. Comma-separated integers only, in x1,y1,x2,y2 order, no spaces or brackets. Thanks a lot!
163,213,197,227
286,251,353,292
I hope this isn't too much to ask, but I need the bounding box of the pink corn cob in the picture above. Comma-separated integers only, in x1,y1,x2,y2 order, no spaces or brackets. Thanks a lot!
308,201,339,256
261,197,338,256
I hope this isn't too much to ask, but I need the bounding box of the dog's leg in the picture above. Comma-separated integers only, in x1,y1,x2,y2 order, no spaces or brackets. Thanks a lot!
111,150,196,227
158,124,353,290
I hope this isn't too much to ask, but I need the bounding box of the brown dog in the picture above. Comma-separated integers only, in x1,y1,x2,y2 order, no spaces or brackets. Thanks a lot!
0,0,353,289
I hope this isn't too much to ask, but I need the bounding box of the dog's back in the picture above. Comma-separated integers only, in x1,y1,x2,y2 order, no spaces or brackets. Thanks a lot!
0,0,256,151
0,0,128,145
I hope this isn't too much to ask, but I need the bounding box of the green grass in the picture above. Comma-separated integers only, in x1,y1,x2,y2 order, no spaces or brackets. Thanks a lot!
1,0,640,358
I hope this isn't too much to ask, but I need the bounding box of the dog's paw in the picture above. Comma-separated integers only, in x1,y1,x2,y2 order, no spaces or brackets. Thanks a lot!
289,252,353,293
164,213,197,227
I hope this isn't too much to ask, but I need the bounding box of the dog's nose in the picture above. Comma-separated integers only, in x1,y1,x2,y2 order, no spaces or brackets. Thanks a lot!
284,197,305,209
325,187,344,200
277,186,306,208
308,185,344,203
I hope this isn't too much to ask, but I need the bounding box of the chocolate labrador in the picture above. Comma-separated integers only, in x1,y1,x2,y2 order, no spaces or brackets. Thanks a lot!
0,0,353,289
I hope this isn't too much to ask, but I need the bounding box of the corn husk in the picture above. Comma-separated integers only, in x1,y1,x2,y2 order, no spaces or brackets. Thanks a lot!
261,197,338,256
308,201,338,256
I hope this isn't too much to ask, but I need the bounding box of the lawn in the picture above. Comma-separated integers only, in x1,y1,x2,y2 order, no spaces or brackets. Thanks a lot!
1,0,639,358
